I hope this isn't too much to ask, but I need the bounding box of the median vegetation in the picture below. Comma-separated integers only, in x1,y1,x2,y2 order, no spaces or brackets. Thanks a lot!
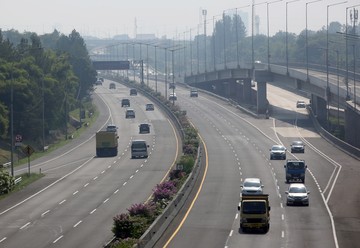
107,78,199,248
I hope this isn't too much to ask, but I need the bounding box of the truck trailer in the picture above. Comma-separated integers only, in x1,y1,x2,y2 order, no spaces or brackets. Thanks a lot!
96,131,118,157
238,194,270,232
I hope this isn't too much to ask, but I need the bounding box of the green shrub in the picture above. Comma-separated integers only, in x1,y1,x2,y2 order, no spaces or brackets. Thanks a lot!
110,238,137,248
112,214,150,240
178,155,195,174
0,170,15,195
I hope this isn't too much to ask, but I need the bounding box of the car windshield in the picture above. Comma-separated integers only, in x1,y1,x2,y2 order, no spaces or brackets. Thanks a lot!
287,161,305,169
244,181,260,187
289,186,307,193
292,141,303,145
242,202,266,214
273,146,285,151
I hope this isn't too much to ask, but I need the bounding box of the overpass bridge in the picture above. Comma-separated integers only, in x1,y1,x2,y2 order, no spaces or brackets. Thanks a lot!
183,61,360,148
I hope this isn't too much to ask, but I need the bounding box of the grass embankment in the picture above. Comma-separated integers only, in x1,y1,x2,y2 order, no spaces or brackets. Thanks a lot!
0,173,44,201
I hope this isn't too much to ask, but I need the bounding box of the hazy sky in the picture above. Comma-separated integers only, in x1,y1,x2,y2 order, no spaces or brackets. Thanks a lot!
1,0,359,39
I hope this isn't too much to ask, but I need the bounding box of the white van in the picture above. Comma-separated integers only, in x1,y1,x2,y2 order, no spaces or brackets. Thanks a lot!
131,140,149,158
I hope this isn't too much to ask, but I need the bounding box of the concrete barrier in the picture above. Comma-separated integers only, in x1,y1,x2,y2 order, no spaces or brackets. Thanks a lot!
137,147,202,248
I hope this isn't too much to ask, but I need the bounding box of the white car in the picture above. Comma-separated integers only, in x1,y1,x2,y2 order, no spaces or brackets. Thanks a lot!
296,100,306,108
285,183,310,206
106,124,117,132
241,178,264,195
169,93,177,101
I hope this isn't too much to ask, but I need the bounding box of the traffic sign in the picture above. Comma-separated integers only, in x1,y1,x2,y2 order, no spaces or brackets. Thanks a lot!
15,134,22,142
22,145,35,156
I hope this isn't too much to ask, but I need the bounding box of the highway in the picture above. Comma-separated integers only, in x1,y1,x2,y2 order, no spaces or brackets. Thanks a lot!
0,80,180,247
142,78,359,248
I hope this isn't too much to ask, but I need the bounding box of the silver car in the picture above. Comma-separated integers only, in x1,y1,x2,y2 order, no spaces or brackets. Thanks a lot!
285,183,310,206
291,141,305,153
270,145,287,160
241,178,264,195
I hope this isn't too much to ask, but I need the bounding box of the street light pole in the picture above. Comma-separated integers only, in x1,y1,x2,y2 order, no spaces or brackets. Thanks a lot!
203,9,207,72
346,5,360,101
306,0,322,81
10,72,14,176
190,29,193,75
223,11,227,69
267,0,283,71
327,1,347,124
336,50,340,127
154,45,158,92
286,0,301,76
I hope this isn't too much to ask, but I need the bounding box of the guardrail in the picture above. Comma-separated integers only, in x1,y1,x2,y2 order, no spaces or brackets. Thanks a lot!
14,177,22,185
1,162,11,168
308,106,360,159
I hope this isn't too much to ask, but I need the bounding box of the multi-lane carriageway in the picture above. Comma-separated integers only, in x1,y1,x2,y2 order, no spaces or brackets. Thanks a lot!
0,77,359,248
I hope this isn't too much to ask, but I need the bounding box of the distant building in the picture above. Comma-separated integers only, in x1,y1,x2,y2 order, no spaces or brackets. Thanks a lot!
135,34,157,40
113,34,130,40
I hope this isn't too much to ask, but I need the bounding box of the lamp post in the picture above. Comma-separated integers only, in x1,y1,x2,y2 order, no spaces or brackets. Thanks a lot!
190,28,193,75
164,47,168,98
252,1,267,72
154,45,158,92
223,10,227,69
234,5,250,69
202,9,207,72
327,1,347,124
306,0,322,81
346,5,360,101
10,71,14,176
169,46,185,105
286,0,301,76
336,49,340,127
212,15,222,71
267,0,283,71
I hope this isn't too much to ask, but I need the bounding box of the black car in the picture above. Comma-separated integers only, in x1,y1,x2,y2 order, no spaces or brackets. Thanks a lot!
130,88,137,96
146,103,154,111
121,99,130,107
139,123,150,134
291,141,305,153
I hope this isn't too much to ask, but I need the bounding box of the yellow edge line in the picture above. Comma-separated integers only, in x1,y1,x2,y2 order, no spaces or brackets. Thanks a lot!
163,132,208,247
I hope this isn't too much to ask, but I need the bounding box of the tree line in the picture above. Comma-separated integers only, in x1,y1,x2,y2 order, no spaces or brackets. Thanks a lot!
0,29,97,149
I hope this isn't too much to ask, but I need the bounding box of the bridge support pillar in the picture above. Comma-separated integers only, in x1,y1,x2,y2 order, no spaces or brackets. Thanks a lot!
243,78,252,104
257,81,267,114
345,103,360,148
311,94,327,124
